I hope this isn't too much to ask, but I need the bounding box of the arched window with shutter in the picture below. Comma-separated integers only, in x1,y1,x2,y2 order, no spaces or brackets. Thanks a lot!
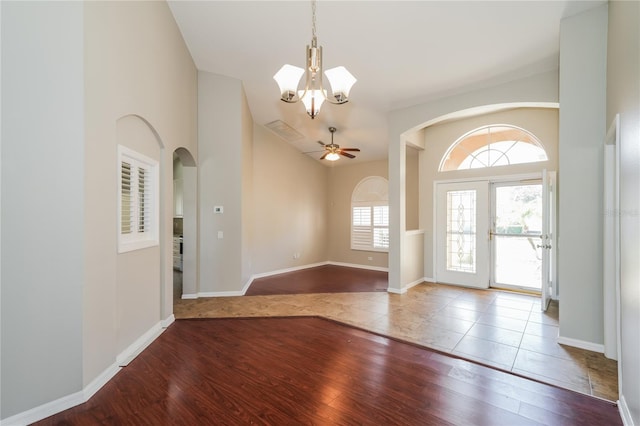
351,176,389,252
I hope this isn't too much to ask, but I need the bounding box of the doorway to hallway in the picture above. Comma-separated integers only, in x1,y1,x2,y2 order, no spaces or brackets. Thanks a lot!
172,147,197,303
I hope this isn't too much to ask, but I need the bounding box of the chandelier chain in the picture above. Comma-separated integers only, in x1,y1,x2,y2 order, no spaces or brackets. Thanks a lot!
311,0,317,40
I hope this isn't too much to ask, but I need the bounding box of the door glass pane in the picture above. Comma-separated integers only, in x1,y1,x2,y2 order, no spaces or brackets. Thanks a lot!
446,190,476,273
493,184,543,290
494,236,542,289
495,185,542,235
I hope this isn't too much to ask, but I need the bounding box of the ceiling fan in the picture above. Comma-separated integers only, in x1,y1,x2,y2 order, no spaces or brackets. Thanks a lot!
316,127,360,161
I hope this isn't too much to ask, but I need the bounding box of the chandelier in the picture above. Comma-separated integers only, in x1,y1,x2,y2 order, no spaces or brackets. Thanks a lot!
273,0,357,119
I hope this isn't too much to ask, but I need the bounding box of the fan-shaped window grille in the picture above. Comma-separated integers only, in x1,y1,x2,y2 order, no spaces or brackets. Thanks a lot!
351,176,389,252
440,125,548,171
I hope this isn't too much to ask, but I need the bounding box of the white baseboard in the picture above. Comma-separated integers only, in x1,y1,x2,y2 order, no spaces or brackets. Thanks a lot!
0,389,84,426
161,314,175,328
198,290,244,298
244,261,387,296
388,277,423,294
251,261,329,280
403,278,424,291
619,394,635,426
327,261,388,272
0,320,170,425
185,262,390,298
214,262,332,297
557,335,605,353
116,321,164,367
83,363,121,401
423,276,435,283
0,362,122,426
241,277,254,295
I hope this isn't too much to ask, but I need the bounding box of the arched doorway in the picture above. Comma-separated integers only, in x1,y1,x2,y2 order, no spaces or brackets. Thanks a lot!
172,147,197,302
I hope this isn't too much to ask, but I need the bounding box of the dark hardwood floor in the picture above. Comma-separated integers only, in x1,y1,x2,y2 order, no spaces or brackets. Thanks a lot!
245,264,388,295
36,317,621,425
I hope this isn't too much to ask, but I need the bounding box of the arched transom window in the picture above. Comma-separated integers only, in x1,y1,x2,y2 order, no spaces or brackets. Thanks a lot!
440,125,548,171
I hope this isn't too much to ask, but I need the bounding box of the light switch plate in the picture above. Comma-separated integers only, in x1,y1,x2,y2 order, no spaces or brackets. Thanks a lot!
214,206,224,214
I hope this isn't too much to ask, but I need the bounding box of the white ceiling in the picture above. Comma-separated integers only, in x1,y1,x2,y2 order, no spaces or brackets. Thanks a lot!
168,0,603,166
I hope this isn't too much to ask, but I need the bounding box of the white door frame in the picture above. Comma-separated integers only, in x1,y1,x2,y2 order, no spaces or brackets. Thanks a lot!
434,172,557,297
603,114,621,361
540,170,557,311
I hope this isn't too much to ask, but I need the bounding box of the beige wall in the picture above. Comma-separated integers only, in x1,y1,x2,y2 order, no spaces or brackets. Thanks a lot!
115,116,162,356
252,131,391,275
197,71,247,294
84,0,197,386
327,160,389,268
241,87,254,287
558,5,607,347
1,2,85,418
607,1,640,423
2,1,198,420
252,125,329,273
422,107,559,279
406,146,420,230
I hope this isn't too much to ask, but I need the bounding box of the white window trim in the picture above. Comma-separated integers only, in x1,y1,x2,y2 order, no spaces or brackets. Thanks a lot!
351,175,389,253
117,145,159,253
351,201,389,252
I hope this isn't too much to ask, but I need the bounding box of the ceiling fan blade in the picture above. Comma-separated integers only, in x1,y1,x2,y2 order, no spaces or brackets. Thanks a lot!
303,150,326,154
340,148,361,152
340,151,356,159
317,140,326,147
320,152,329,160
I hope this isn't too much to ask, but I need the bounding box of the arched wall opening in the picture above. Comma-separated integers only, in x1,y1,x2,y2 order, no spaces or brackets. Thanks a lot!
388,95,559,294
419,106,559,284
422,107,558,287
172,147,198,301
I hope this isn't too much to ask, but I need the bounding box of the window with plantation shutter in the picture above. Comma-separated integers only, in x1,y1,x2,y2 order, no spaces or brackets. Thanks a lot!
118,145,159,253
373,205,389,249
351,176,389,252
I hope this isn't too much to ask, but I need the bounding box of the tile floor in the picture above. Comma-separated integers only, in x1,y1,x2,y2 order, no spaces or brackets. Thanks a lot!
174,281,618,402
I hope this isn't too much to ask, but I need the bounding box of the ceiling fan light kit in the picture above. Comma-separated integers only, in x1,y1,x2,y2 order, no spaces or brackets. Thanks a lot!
325,152,340,161
317,126,360,162
273,0,356,119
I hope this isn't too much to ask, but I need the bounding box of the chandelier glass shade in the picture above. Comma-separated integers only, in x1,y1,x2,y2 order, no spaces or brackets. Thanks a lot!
273,0,356,119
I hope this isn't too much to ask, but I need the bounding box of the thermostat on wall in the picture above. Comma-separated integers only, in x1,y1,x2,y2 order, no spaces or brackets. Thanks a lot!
214,206,224,214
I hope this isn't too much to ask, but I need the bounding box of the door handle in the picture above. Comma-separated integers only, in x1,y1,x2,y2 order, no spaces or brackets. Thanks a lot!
536,244,552,249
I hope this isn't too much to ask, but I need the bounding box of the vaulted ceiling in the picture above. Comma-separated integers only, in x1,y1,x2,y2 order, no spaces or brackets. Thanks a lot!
168,0,604,165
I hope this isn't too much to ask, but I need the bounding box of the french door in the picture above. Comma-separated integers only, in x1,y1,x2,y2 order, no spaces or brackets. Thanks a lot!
435,181,490,289
435,172,555,310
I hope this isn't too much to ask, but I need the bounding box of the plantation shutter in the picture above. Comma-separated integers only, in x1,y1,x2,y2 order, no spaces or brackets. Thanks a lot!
118,145,159,253
137,165,151,233
373,205,389,249
121,161,133,234
350,176,389,252
352,206,373,250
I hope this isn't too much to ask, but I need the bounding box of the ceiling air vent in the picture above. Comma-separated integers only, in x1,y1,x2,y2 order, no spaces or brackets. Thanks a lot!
265,120,304,143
